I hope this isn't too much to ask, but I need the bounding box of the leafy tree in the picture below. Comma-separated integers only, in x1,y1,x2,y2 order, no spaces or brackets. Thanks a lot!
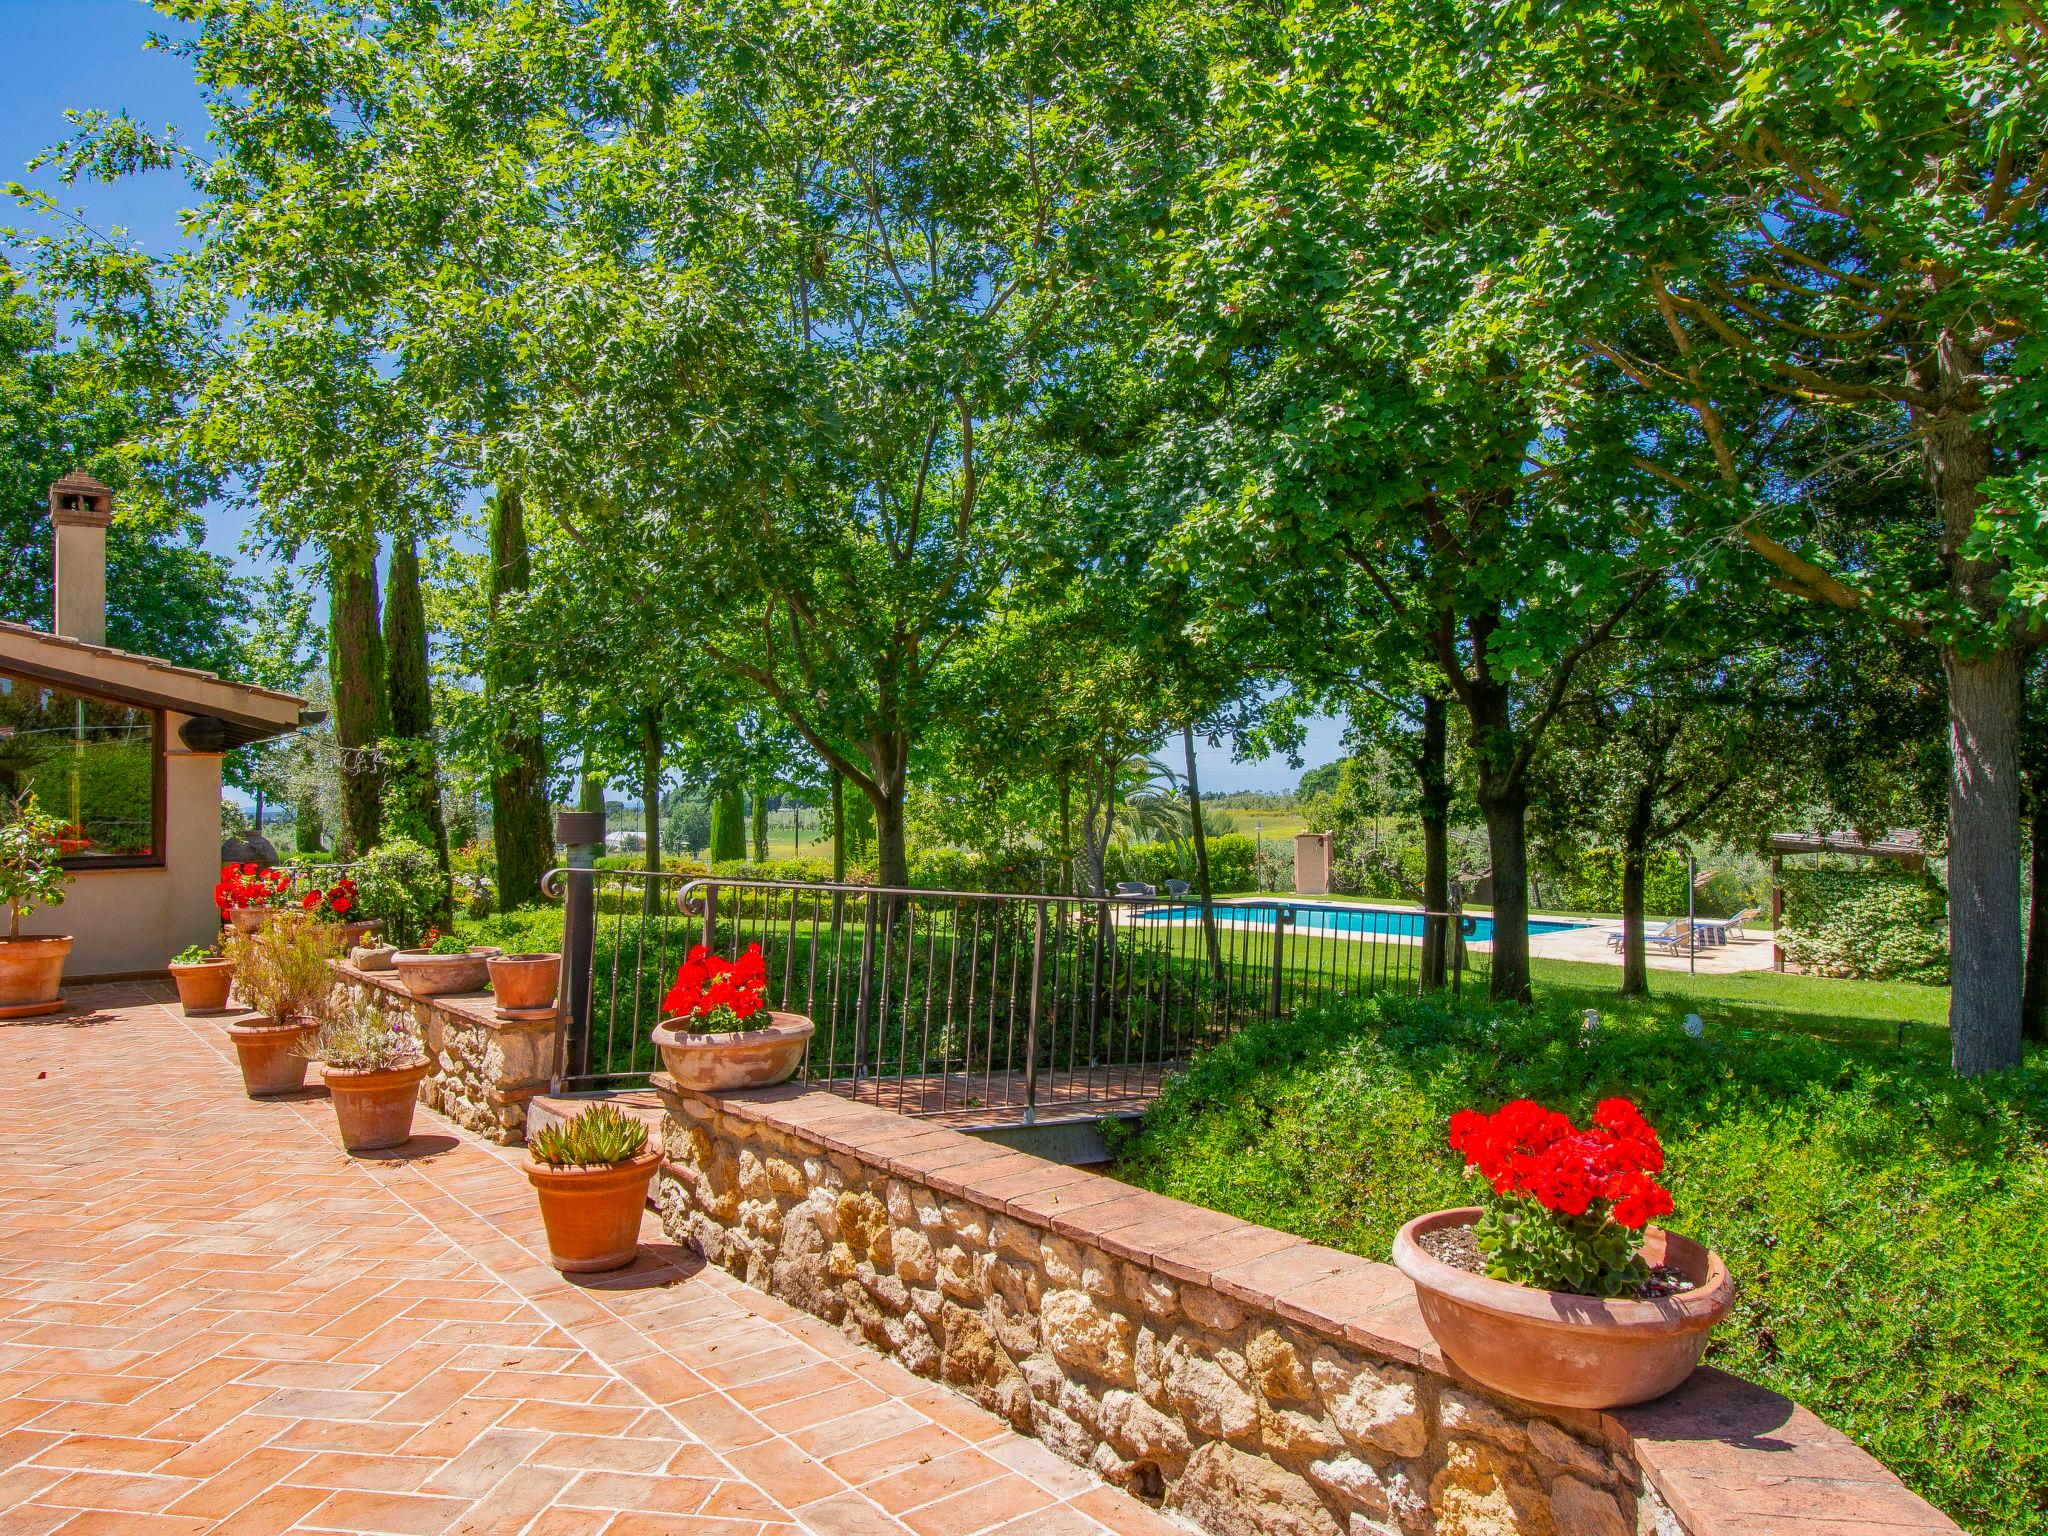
1466,0,2048,1072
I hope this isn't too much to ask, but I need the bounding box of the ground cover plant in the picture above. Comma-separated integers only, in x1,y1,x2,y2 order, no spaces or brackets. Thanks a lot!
1109,992,2048,1535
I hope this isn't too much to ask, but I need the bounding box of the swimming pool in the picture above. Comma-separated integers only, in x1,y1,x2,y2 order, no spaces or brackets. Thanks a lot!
1130,901,1588,945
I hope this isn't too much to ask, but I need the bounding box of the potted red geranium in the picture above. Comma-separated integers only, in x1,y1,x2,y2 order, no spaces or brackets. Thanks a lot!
215,863,296,932
650,943,813,1093
1391,1097,1733,1410
299,873,378,949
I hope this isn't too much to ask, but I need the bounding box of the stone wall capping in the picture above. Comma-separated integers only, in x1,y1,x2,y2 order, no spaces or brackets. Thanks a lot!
1612,1367,1963,1535
1001,1173,1135,1228
972,1161,1099,1210
1144,1223,1298,1289
653,1078,1965,1536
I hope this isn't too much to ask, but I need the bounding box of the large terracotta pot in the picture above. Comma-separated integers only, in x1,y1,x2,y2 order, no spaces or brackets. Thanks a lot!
323,1058,430,1152
169,957,236,1015
650,1012,814,1093
525,1150,660,1273
488,952,560,1014
332,919,381,949
227,1015,317,1097
224,907,279,935
0,935,71,1019
1392,1207,1733,1410
393,949,492,997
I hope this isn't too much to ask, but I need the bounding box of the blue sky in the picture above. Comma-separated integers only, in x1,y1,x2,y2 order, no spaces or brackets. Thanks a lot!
2,0,1341,793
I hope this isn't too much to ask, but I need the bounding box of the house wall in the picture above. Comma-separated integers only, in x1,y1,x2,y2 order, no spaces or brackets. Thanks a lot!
16,710,224,979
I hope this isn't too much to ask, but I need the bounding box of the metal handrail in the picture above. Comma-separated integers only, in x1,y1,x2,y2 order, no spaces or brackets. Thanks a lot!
540,868,1479,1119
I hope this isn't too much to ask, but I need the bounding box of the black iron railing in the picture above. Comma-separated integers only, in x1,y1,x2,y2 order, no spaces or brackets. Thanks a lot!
541,870,1481,1121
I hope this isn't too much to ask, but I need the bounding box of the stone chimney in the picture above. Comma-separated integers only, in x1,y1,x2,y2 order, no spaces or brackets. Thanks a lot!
47,471,113,646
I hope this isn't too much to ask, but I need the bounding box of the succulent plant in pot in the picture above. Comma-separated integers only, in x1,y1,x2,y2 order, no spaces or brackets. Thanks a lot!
0,792,75,1019
299,992,429,1152
220,918,342,1096
1391,1097,1733,1410
524,1102,659,1273
168,939,236,1015
649,943,813,1093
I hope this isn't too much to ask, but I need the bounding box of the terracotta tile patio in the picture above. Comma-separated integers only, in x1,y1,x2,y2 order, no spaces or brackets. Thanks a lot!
0,985,1188,1536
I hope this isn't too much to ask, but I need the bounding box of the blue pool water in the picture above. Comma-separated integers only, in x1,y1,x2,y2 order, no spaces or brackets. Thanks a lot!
1131,901,1587,945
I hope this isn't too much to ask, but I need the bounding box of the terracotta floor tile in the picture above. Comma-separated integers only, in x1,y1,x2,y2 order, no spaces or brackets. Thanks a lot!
0,989,1172,1536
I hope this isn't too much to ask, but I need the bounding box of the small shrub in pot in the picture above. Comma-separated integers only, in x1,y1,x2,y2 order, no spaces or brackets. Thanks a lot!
168,939,236,1015
219,918,343,1096
0,792,74,1018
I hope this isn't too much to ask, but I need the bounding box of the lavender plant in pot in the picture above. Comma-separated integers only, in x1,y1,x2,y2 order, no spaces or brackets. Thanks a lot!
1392,1097,1733,1410
0,793,74,1019
299,993,428,1152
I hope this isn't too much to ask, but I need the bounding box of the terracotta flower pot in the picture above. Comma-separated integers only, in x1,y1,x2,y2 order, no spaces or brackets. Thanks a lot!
224,907,279,935
227,1015,317,1097
323,1058,430,1152
650,1012,814,1093
393,949,491,997
1392,1207,1734,1410
169,957,235,1015
0,935,72,1019
349,943,398,972
487,952,560,1013
525,1150,661,1273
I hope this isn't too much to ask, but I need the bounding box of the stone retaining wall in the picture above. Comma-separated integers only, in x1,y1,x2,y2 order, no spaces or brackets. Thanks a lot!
654,1076,1961,1536
337,964,556,1144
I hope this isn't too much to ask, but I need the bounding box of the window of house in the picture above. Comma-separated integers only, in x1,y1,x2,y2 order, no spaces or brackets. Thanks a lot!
0,671,163,866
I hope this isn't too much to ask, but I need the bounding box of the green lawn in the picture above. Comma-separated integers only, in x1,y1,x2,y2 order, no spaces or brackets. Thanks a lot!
1109,987,2039,1536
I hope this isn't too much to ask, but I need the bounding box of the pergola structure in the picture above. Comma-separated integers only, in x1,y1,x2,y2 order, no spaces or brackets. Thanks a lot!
1767,828,1929,971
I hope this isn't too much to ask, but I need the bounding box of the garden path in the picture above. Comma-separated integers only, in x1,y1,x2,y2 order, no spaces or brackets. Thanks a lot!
0,985,1184,1536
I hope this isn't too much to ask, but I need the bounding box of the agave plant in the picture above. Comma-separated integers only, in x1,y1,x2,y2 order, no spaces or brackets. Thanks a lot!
531,1102,649,1167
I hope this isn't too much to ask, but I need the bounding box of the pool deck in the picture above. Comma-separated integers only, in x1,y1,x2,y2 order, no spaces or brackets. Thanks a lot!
1140,897,1780,976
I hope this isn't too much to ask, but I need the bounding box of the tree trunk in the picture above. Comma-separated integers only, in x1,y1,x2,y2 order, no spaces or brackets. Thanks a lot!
1182,723,1224,982
1920,367,2024,1074
2025,788,2048,1043
1478,788,1533,1005
1619,782,1657,997
1058,768,1072,896
1417,695,1450,990
578,750,604,815
872,790,909,889
381,536,449,911
1946,648,2024,1074
487,488,553,909
328,545,386,857
751,788,768,862
832,771,846,883
1619,847,1648,997
640,706,662,902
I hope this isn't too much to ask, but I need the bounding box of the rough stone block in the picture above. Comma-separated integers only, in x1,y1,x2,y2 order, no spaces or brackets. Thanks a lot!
1042,1288,1137,1386
1170,1441,1343,1536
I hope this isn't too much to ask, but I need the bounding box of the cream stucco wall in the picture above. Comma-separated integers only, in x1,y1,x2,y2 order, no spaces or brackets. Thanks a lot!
16,711,225,980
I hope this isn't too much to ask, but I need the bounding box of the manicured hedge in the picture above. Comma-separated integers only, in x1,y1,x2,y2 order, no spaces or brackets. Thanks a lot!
1779,867,1949,984
1110,993,2044,1536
